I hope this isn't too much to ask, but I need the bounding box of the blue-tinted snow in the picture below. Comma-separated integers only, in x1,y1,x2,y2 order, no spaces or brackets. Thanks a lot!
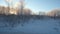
0,17,60,34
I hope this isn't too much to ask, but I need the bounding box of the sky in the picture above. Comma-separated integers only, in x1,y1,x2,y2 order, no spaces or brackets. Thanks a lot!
0,0,60,13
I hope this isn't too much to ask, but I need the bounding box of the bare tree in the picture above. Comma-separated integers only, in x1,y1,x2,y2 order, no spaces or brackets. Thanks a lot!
17,0,25,15
4,0,13,15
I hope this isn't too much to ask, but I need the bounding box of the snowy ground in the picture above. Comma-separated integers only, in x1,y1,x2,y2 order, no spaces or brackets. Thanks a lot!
0,16,60,34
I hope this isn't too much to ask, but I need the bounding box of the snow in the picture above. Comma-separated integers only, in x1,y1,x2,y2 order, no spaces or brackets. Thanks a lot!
15,18,60,34
0,17,60,34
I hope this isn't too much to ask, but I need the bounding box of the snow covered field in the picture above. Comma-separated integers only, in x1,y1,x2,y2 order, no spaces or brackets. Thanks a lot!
0,16,60,34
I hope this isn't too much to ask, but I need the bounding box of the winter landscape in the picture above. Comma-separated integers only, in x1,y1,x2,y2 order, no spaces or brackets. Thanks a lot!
0,0,60,34
0,15,60,34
